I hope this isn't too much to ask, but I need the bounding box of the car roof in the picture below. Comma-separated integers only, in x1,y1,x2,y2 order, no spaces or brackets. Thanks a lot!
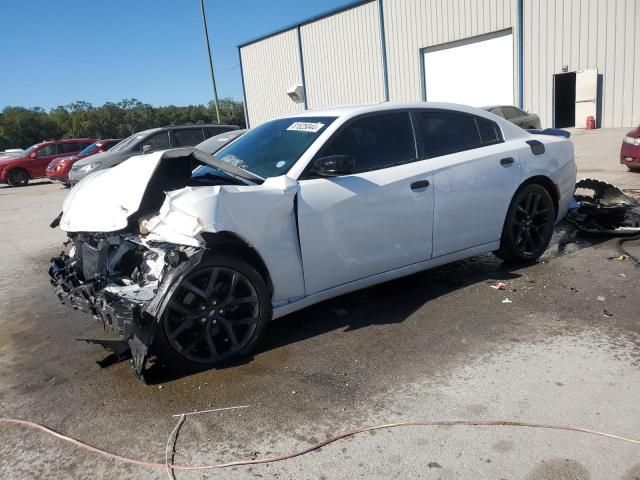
36,138,95,146
135,124,238,136
284,101,528,140
285,101,509,120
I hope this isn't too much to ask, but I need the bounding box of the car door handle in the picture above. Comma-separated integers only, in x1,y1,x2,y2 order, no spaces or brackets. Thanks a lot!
500,157,515,166
410,180,430,191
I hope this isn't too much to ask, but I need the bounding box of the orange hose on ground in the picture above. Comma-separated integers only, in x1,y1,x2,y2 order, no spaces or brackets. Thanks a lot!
1,417,639,471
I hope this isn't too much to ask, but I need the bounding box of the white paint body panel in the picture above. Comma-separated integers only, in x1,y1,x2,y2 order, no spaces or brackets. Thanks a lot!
424,33,514,106
429,141,522,257
297,160,434,294
575,68,598,128
60,151,165,232
58,103,575,320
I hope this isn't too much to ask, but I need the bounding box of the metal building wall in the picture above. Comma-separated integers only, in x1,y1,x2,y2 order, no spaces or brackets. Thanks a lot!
523,0,639,128
300,1,385,109
239,29,304,127
382,0,518,102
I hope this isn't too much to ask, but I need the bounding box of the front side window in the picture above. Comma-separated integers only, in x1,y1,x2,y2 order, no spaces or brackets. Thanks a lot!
320,112,415,174
37,144,58,157
140,131,170,151
174,128,205,147
416,111,482,157
211,116,335,178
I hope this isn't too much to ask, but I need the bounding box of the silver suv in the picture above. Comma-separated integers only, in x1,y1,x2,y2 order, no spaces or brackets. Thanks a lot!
69,124,238,185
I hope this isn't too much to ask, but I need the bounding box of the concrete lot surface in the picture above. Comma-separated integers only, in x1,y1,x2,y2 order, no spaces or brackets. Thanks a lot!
0,129,639,479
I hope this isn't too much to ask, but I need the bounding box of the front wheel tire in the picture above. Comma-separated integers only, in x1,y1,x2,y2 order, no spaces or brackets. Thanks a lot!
6,168,29,187
154,255,272,371
496,184,556,263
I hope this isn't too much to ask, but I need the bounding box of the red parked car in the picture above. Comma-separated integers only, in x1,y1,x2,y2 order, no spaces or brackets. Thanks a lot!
0,138,95,186
46,139,121,186
621,126,640,172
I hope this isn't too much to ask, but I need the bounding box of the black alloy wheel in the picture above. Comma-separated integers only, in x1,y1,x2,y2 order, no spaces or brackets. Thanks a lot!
497,184,555,263
156,256,271,369
7,168,29,187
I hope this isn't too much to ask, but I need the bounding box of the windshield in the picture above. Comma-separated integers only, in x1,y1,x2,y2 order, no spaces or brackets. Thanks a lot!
109,133,144,152
21,145,38,156
206,117,336,178
196,130,245,155
78,141,103,156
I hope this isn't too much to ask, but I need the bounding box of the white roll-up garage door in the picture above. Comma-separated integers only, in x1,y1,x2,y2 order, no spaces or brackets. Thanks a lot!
423,31,514,107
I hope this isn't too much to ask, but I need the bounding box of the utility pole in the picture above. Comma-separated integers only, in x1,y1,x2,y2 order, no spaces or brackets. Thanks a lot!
199,0,220,123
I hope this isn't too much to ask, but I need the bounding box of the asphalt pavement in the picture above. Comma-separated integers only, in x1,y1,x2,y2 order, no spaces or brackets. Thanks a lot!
0,129,639,479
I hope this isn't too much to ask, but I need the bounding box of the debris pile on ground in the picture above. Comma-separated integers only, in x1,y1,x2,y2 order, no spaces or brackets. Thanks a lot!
567,179,640,235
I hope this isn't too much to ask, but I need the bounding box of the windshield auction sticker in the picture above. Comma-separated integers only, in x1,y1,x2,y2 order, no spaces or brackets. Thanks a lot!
287,122,325,133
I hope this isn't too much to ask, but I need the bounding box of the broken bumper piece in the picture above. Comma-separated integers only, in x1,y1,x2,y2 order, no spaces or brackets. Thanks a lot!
568,179,640,235
49,234,204,380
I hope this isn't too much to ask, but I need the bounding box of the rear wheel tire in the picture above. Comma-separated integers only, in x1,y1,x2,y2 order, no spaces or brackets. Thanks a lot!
153,255,271,371
496,184,556,263
626,166,640,172
6,168,29,187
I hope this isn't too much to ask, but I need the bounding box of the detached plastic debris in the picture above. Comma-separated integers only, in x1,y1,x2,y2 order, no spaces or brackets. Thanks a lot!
567,179,640,235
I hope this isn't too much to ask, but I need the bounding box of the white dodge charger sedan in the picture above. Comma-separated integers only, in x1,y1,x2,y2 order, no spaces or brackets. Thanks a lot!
49,102,576,378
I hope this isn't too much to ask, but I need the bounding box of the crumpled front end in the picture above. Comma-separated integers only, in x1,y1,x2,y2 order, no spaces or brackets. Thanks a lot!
49,232,204,378
48,148,304,379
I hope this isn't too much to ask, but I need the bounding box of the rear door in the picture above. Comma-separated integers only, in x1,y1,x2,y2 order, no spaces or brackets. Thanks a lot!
414,110,522,257
296,111,435,295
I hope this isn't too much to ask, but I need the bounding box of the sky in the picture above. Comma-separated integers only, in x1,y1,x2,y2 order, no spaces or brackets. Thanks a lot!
0,0,351,110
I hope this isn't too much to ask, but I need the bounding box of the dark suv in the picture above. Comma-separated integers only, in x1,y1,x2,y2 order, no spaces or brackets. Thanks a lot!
69,125,238,185
0,139,96,187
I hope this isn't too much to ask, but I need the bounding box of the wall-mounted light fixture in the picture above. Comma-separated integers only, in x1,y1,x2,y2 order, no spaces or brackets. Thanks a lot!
287,84,305,103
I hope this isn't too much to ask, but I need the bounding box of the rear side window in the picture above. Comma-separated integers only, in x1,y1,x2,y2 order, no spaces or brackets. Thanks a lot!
60,142,80,153
174,128,205,147
37,144,59,157
205,126,234,138
416,111,482,157
476,117,502,145
321,112,416,174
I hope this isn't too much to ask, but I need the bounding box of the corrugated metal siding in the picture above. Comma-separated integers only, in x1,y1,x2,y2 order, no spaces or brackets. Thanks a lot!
240,29,304,127
300,1,384,109
382,0,517,102
524,0,639,128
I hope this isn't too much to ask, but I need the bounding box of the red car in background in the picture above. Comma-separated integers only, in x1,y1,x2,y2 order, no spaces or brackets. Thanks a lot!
46,139,121,186
0,138,95,186
621,126,640,172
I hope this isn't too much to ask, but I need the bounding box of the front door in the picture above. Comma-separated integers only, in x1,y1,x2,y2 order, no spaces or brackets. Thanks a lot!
32,144,60,177
296,112,434,295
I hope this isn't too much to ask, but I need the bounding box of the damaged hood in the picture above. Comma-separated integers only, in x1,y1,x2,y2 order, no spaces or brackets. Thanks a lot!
60,148,263,233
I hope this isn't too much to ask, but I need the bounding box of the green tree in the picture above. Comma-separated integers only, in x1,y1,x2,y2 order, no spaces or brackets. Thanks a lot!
0,98,246,150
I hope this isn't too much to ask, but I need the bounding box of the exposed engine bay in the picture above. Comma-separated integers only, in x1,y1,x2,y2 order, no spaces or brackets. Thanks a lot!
49,233,205,378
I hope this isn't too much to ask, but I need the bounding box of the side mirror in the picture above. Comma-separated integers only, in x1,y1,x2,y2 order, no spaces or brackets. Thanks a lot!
142,144,153,154
312,155,355,176
29,151,37,159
